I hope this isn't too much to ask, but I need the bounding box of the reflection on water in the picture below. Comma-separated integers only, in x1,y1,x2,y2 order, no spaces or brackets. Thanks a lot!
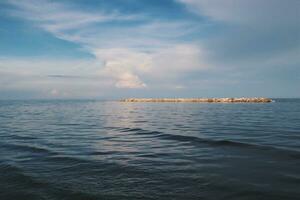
0,99,300,200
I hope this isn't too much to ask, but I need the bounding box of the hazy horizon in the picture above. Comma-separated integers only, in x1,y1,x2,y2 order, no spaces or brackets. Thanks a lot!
0,0,299,99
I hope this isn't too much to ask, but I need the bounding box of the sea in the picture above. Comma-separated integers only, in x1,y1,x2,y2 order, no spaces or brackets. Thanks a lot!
0,99,299,200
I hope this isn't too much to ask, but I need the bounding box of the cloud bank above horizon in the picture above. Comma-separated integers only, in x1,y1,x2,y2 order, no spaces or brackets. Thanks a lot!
0,0,299,99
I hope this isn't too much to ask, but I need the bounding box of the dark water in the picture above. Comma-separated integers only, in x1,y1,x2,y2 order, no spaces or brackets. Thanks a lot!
0,99,300,200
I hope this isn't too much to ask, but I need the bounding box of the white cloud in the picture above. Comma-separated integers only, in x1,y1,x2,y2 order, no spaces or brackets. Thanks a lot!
5,0,210,92
94,44,209,88
177,0,300,70
115,73,146,89
0,57,113,98
7,0,140,46
0,57,100,77
151,44,209,75
177,0,299,26
0,43,209,96
8,0,132,30
93,48,150,88
50,88,59,96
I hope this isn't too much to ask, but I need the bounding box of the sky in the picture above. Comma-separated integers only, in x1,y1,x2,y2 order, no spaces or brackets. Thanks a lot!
0,0,299,99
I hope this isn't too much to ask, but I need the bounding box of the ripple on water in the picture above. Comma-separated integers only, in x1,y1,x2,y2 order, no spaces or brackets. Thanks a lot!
0,99,299,199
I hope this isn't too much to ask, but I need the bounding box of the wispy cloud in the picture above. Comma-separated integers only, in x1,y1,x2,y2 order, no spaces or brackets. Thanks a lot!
7,0,140,45
177,0,300,67
1,0,299,98
5,0,208,91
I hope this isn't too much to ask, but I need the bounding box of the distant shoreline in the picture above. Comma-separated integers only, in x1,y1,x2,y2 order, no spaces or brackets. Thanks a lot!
121,98,272,103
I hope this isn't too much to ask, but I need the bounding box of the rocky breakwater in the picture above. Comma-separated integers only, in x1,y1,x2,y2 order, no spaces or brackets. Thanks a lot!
121,98,272,103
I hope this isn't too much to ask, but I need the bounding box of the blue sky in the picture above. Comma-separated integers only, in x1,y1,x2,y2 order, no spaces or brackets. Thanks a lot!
0,0,299,99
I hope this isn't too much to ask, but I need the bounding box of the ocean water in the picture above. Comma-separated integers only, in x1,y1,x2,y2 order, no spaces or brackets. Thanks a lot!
0,99,299,200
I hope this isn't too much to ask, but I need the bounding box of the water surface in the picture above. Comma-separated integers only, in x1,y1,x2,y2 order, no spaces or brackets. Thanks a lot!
0,99,299,199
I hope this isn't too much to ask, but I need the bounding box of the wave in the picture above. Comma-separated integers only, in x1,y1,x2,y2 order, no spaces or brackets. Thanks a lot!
108,126,300,159
88,151,120,155
0,143,56,156
6,134,37,140
0,162,49,189
0,163,102,200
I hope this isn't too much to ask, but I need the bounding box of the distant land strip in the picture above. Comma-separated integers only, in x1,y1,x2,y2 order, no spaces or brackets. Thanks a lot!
121,98,272,103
